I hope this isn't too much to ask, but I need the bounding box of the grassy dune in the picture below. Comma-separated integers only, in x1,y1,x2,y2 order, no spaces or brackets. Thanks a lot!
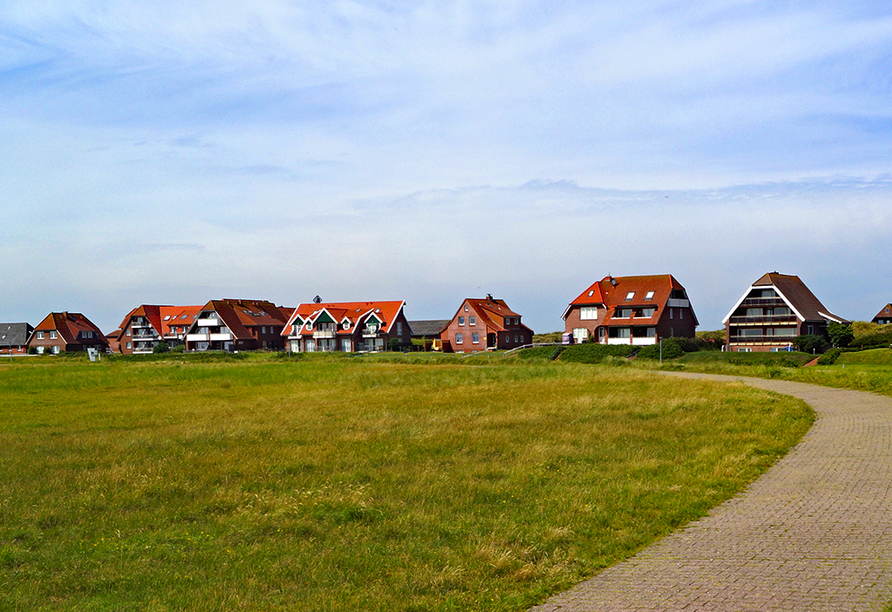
0,354,811,611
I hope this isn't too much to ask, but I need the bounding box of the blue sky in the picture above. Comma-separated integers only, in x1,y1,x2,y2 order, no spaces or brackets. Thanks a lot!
2,1,892,334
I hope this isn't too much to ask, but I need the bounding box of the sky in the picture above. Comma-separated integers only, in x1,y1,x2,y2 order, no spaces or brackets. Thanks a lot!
2,1,892,334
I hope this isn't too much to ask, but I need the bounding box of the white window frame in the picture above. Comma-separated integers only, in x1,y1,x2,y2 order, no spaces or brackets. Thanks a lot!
580,307,598,320
472,332,479,344
469,316,476,326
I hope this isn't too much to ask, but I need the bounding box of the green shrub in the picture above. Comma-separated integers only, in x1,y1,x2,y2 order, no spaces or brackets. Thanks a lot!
793,335,830,354
817,348,842,365
559,343,637,364
637,338,685,360
152,342,170,354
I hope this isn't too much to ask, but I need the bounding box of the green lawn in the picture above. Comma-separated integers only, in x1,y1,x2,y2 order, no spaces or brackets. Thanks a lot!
0,354,811,611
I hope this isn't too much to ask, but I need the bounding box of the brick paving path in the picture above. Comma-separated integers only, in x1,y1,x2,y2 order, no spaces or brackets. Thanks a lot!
530,374,892,612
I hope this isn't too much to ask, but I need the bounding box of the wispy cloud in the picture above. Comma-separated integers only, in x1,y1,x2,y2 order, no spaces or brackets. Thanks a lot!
1,2,892,332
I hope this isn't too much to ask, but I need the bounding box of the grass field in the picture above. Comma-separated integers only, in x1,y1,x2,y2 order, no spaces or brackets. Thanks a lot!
0,353,812,611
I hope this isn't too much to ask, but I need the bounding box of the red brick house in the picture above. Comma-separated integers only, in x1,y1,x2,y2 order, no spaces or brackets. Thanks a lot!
184,299,291,352
562,275,697,345
1,323,33,355
117,304,202,354
441,295,533,352
723,272,848,352
282,300,411,352
28,312,109,355
872,304,892,325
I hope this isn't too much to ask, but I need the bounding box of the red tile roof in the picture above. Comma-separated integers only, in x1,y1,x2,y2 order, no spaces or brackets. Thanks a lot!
283,301,406,337
564,274,696,325
33,312,108,346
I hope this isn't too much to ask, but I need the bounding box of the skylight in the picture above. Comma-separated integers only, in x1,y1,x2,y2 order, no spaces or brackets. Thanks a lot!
645,291,654,300
625,292,635,301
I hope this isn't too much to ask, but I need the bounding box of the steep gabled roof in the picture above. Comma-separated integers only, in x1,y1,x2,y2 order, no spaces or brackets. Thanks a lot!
159,305,203,335
33,312,108,346
722,273,848,325
563,274,698,326
282,301,406,337
872,304,892,320
197,299,290,341
454,296,532,333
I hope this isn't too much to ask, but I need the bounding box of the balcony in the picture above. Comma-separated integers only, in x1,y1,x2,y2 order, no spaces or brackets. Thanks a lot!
666,298,689,308
362,327,380,338
186,333,210,342
729,315,798,325
195,317,221,327
131,320,151,329
729,336,796,344
209,333,234,342
740,297,786,307
313,330,336,339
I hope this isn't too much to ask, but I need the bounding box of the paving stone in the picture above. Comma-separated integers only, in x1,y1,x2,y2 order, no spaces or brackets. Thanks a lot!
530,374,892,612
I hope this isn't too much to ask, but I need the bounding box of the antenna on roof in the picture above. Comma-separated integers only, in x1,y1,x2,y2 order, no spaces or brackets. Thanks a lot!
313,295,322,304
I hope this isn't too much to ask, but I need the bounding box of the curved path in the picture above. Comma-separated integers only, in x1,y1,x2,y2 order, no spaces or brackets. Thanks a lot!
531,374,892,612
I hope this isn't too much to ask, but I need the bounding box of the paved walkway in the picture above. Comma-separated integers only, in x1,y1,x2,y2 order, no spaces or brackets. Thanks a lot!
531,374,892,612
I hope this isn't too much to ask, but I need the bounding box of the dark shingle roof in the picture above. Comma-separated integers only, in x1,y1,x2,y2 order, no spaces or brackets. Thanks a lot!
0,323,33,346
408,320,450,337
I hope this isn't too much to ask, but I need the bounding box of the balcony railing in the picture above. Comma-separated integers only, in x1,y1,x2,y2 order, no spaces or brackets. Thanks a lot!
729,315,798,325
362,327,379,338
729,336,796,344
739,297,786,307
313,330,336,339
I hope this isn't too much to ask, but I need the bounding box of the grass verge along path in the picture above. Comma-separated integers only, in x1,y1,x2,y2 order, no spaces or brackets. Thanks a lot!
0,356,811,611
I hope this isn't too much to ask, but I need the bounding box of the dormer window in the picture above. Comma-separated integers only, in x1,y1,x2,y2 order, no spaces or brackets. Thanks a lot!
343,321,351,330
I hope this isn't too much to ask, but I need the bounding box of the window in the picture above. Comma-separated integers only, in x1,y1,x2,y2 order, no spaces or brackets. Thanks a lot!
472,332,479,344
261,326,267,334
615,309,632,318
580,307,598,320
737,347,752,352
572,328,588,342
126,342,131,349
464,305,469,312
50,331,57,339
458,316,465,326
641,308,656,317
469,316,476,326
82,331,94,339
807,325,814,335
746,308,761,316
164,315,171,321
456,333,463,344
680,309,683,320
740,328,762,336
397,321,403,336
608,327,631,338
625,292,635,301
670,308,674,319
645,291,654,300
514,335,519,343
52,346,59,354
36,331,44,340
588,289,595,297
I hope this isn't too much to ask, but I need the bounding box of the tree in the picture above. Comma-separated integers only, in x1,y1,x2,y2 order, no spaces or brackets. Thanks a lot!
827,322,854,348
793,334,830,354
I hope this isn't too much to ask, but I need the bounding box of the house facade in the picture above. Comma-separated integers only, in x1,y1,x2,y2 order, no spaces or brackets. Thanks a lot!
441,295,533,352
282,301,411,353
27,312,109,354
562,275,697,345
872,304,892,325
0,323,34,354
117,305,203,354
723,272,848,352
184,299,291,352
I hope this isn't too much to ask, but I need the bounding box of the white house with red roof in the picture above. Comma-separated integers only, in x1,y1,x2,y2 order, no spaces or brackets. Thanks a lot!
562,275,697,345
184,299,291,352
440,295,533,352
117,304,202,354
27,312,109,355
282,300,411,352
872,304,892,325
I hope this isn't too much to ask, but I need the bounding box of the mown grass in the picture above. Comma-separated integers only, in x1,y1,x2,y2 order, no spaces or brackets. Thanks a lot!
0,354,811,611
629,348,892,398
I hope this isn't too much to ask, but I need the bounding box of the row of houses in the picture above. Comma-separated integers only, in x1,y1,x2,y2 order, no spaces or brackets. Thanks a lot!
2,272,888,356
